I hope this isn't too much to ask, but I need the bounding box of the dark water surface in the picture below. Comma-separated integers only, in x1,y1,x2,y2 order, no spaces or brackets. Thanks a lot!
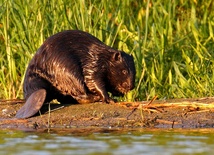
1,128,214,155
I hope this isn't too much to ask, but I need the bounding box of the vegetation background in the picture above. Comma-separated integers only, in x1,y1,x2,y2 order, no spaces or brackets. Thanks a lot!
0,0,214,101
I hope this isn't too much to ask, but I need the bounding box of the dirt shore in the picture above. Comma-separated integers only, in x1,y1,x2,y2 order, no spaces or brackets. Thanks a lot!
1,97,214,131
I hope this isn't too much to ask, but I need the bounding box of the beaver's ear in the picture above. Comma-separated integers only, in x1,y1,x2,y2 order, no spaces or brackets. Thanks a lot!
112,52,122,61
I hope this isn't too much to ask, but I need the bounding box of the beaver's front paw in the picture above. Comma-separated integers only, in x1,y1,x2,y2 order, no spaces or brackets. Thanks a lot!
104,97,116,104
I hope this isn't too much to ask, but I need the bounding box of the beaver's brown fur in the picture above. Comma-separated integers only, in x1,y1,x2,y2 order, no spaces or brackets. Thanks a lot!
15,30,136,118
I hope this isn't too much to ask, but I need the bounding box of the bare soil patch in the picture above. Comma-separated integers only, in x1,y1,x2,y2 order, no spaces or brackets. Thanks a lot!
1,97,214,131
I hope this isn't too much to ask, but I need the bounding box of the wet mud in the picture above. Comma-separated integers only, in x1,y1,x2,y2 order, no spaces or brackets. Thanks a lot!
1,97,214,131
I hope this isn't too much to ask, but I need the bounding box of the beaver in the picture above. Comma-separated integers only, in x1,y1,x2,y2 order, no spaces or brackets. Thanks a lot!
15,30,136,118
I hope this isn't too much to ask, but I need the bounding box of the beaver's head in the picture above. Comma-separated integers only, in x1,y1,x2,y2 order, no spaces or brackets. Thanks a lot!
107,51,136,95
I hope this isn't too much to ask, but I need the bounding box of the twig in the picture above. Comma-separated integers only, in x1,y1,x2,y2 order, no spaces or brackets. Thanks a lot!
145,95,158,106
156,119,180,125
47,102,51,132
126,108,137,120
44,106,65,113
126,96,158,119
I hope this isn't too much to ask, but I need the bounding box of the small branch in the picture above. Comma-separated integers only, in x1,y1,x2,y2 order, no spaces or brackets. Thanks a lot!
126,96,158,119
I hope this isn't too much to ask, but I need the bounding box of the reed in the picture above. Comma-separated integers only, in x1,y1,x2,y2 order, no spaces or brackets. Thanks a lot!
0,0,214,101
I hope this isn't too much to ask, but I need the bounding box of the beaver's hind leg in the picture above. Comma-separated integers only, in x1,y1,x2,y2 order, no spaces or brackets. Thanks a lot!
15,89,46,119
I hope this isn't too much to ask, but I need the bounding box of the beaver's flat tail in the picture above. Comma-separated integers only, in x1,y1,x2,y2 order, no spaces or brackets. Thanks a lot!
15,89,46,119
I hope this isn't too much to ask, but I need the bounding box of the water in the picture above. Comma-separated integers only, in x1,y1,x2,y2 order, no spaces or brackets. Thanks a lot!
1,128,214,155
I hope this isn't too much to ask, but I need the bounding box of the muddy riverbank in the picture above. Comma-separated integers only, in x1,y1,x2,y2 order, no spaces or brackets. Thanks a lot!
1,97,214,131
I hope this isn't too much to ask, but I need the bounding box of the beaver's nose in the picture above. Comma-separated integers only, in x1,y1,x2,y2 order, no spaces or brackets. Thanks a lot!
122,82,131,90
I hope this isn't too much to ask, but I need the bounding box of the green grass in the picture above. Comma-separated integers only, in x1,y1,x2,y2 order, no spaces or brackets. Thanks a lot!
0,0,214,101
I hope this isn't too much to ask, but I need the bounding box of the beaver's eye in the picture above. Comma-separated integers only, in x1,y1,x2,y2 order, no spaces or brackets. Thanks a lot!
122,70,128,75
